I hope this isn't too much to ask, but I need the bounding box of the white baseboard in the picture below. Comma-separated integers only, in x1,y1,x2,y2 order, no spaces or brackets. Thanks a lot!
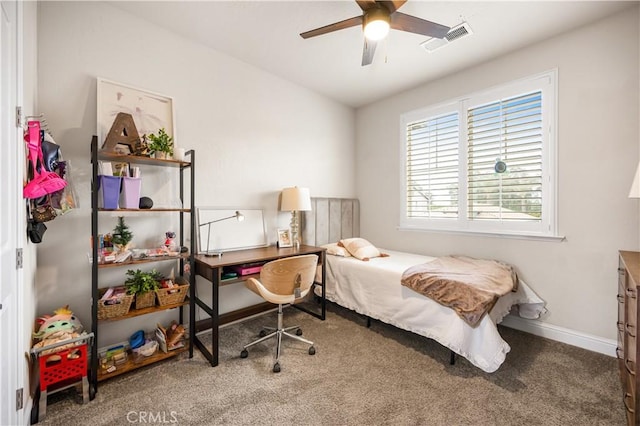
500,314,617,357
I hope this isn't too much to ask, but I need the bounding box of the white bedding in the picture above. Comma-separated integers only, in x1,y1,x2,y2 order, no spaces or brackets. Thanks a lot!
317,249,546,373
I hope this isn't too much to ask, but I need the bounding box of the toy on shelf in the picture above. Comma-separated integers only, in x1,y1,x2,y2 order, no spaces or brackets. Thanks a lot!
163,231,178,255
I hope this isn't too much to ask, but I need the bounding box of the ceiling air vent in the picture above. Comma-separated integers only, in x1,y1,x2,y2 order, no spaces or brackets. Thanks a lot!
421,22,473,53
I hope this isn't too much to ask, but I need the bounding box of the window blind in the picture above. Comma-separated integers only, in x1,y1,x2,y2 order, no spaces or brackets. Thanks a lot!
467,91,543,222
406,112,459,219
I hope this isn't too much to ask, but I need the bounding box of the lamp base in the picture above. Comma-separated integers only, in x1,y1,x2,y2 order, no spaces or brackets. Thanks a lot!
205,251,223,257
290,211,301,249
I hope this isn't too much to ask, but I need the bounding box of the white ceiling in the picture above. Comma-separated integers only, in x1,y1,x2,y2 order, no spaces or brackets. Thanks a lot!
110,1,635,108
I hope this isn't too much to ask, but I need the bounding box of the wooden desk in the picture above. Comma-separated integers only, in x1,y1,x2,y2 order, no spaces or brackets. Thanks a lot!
193,244,326,367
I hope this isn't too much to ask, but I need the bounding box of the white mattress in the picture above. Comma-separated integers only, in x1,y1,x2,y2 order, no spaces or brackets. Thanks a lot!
317,249,546,373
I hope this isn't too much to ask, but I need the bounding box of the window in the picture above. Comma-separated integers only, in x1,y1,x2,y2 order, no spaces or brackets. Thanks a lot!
400,71,557,238
405,110,460,219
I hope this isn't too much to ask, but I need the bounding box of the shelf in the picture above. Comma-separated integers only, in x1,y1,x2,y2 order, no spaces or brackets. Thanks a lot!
97,208,190,213
98,298,189,322
90,135,195,397
97,151,191,168
97,254,189,269
219,273,259,286
97,343,188,382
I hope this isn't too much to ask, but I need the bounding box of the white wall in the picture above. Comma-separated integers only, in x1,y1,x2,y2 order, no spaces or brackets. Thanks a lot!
35,1,355,347
356,6,640,346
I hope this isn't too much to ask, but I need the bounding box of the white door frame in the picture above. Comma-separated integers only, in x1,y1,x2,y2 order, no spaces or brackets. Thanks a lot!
0,0,25,424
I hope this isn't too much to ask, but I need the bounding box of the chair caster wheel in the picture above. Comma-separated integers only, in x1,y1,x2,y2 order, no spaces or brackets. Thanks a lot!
296,329,303,336
259,330,267,338
240,349,248,358
273,362,281,373
308,346,316,355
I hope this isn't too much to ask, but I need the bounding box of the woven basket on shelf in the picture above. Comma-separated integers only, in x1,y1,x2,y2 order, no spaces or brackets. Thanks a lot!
156,282,189,306
134,291,156,309
97,289,134,320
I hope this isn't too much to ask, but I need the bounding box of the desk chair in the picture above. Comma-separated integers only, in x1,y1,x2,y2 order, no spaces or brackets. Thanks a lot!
240,254,318,372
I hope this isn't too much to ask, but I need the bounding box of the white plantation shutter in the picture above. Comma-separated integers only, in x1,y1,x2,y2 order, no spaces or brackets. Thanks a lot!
400,70,557,238
405,112,459,218
467,91,543,222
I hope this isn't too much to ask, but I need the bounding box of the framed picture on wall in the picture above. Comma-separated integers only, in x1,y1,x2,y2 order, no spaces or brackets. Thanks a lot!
277,229,292,248
96,77,175,148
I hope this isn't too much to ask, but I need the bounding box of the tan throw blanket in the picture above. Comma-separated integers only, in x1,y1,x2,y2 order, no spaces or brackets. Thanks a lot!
401,256,518,327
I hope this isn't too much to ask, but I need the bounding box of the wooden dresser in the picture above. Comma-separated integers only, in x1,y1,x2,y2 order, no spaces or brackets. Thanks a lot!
618,250,640,425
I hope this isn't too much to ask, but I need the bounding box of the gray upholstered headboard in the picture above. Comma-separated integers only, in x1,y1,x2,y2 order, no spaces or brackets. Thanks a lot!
301,198,360,247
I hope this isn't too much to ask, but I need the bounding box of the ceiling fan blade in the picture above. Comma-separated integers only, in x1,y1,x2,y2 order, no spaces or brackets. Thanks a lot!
379,0,407,14
300,16,363,39
361,38,378,66
356,0,378,12
391,11,450,38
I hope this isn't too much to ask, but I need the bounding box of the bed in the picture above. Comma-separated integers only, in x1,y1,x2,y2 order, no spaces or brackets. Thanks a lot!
302,198,546,373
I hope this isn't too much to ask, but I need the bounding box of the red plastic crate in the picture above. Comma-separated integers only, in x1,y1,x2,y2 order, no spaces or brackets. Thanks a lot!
38,344,88,391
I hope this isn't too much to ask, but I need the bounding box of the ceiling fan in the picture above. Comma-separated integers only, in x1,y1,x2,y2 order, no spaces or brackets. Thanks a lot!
300,0,450,66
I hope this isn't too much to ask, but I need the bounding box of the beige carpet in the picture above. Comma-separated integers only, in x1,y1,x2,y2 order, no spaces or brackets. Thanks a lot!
39,303,624,425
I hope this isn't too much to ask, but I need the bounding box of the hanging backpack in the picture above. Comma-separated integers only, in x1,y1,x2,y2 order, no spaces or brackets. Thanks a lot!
23,120,67,199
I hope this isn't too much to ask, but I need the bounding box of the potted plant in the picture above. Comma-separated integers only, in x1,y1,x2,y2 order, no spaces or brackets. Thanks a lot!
146,128,173,159
124,269,162,309
112,216,133,253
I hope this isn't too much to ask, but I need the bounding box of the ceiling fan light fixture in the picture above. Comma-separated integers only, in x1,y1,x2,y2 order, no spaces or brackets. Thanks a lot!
300,0,450,66
363,9,390,41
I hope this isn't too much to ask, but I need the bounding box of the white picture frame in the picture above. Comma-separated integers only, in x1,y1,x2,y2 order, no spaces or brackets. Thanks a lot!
277,228,292,248
96,77,175,148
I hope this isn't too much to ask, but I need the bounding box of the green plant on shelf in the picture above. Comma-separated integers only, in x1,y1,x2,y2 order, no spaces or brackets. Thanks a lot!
112,216,133,252
124,269,163,295
146,128,173,158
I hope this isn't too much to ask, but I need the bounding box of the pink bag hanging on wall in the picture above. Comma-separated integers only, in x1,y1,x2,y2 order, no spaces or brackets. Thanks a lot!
23,120,67,199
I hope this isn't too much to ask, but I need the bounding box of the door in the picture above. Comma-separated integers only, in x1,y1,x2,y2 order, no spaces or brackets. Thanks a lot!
0,0,23,424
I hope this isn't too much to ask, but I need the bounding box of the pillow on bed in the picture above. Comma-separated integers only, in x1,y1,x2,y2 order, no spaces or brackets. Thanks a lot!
338,238,388,261
321,243,352,257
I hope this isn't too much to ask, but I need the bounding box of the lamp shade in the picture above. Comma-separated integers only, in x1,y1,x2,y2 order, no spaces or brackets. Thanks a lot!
281,187,311,211
630,162,640,198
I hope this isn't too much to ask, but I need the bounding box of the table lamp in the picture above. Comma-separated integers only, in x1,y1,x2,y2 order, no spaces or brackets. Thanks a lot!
199,210,244,257
281,187,311,249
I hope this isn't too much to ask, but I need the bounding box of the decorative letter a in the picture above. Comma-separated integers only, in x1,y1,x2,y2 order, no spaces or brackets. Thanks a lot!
102,112,140,153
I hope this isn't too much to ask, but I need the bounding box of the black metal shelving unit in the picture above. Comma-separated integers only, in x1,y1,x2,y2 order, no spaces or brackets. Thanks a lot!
89,136,195,398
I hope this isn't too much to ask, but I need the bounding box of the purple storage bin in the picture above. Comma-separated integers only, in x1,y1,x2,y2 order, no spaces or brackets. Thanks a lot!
119,177,142,209
98,175,121,209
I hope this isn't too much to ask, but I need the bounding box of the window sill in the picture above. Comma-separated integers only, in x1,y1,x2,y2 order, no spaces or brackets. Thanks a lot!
397,226,566,242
